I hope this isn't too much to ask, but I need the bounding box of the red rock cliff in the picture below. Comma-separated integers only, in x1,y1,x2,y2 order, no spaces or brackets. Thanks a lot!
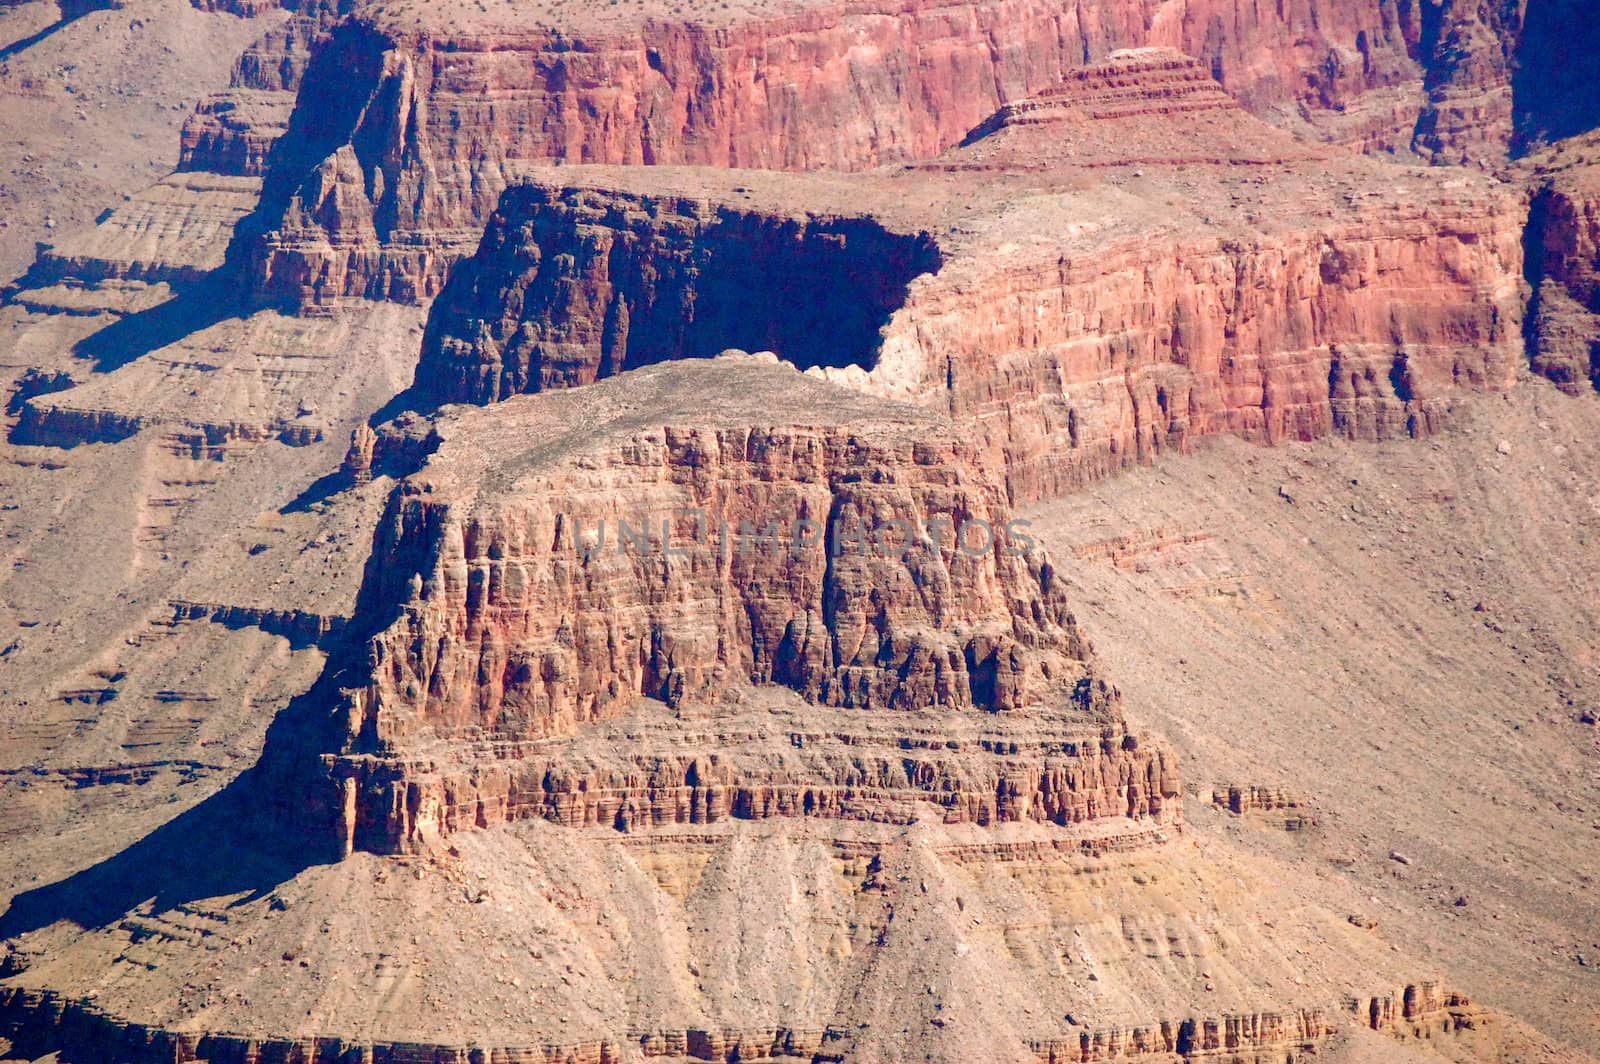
246,0,1441,307
411,52,1526,501
353,375,1092,747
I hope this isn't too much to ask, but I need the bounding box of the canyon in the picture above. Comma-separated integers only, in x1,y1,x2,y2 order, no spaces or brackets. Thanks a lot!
0,0,1596,1061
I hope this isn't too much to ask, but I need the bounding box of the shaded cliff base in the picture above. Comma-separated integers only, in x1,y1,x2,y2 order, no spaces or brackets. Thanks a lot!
1524,131,1600,394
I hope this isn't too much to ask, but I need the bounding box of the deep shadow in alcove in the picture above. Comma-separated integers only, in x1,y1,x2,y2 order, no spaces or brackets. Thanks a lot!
1512,0,1600,152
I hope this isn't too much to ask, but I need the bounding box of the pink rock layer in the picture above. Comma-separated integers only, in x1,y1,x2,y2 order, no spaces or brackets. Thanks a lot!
350,420,1095,748
247,0,1442,307
412,178,1526,502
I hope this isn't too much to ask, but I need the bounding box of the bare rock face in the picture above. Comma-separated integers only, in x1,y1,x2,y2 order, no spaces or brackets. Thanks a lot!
416,188,941,403
1410,0,1528,165
413,50,1526,501
241,0,1449,308
1526,133,1600,393
270,359,1176,856
179,0,367,177
357,375,1086,737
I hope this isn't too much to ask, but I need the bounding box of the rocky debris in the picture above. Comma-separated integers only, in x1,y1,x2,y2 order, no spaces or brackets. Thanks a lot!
1525,132,1600,394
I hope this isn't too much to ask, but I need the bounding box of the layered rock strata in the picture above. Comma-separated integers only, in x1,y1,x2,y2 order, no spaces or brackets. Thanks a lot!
179,2,360,176
26,173,263,288
1408,0,1526,165
169,600,347,650
0,984,1355,1064
414,51,1526,502
244,0,1448,308
272,357,1177,857
1525,132,1600,393
418,189,940,403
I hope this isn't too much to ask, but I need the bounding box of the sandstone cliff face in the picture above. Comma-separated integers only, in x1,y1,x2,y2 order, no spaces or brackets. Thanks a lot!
351,377,1091,748
413,52,1526,503
891,191,1526,502
244,0,1448,308
1526,134,1600,393
273,359,1178,856
416,185,940,403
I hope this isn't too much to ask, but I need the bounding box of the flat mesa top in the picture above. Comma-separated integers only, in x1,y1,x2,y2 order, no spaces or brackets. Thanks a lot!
361,0,856,36
419,356,950,498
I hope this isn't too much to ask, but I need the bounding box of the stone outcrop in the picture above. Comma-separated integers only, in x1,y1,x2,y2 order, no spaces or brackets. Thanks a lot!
329,711,1177,856
417,187,940,403
1525,132,1600,393
1352,982,1484,1039
0,985,1346,1064
265,357,1178,856
4,981,1513,1063
169,600,347,651
911,193,1525,502
413,51,1527,502
1210,785,1315,830
9,404,144,448
1210,785,1303,817
3,5,1599,1063
353,363,1092,743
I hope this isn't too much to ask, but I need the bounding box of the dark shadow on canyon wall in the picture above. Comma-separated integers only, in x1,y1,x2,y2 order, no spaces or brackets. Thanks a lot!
68,274,243,374
1513,0,1600,152
0,649,368,940
406,184,946,408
